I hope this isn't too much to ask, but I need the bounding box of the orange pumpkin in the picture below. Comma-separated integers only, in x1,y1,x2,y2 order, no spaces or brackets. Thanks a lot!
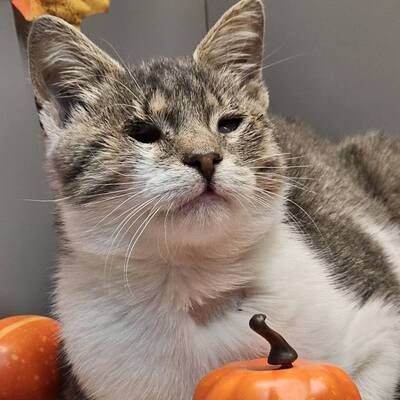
193,314,361,400
0,315,61,400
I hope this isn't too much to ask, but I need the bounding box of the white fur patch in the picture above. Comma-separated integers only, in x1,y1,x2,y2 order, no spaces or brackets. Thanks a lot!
355,215,400,282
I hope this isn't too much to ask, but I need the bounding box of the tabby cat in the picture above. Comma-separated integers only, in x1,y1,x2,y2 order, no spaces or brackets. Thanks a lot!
27,0,400,399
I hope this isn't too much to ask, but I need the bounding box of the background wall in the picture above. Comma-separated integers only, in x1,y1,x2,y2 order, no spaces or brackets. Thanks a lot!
0,1,56,317
208,0,400,139
1,0,400,316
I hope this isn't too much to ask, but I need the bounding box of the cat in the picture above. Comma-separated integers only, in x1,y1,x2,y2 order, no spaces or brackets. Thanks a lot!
27,0,400,399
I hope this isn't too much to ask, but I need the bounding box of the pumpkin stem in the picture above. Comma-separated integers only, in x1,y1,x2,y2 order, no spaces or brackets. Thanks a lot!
249,314,298,369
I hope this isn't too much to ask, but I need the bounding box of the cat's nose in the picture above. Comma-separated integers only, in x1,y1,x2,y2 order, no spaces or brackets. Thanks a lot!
183,152,223,181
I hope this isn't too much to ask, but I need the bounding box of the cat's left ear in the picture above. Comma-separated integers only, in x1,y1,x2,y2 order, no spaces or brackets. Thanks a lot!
194,0,264,83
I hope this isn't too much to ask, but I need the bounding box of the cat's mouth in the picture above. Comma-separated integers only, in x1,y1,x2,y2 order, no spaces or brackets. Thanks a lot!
176,187,227,213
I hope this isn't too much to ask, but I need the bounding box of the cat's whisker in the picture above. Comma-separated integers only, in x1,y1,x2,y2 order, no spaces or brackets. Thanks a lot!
234,190,267,212
22,196,76,203
82,189,141,206
258,171,315,184
123,197,165,296
100,199,145,232
229,190,250,211
162,200,175,260
103,196,159,283
22,185,139,204
254,174,316,195
102,203,142,285
273,173,316,188
80,191,141,235
106,196,158,251
241,190,274,213
266,190,324,239
280,175,315,181
115,78,145,103
240,52,308,82
248,164,311,170
263,52,308,71
242,152,294,164
92,189,147,230
242,154,305,167
263,43,286,62
245,187,310,237
273,198,309,237
126,66,147,98
99,38,129,70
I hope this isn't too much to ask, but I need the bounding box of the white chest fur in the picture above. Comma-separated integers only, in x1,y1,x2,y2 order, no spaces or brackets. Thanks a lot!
55,222,400,400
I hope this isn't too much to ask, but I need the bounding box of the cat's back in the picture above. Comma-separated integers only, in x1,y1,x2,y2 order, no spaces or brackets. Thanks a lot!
271,114,400,224
271,114,400,305
337,131,400,224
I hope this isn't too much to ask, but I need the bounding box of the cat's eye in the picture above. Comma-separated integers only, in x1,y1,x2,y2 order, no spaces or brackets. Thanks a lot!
217,116,243,134
125,122,162,144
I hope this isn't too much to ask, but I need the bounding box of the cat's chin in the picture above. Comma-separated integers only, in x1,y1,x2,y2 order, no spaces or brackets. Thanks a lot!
176,190,228,215
157,192,242,246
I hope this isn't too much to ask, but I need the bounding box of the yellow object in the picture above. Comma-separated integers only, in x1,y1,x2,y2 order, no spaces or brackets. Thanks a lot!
12,0,110,28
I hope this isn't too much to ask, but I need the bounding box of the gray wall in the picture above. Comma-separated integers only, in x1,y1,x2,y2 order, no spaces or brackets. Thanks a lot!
0,1,56,317
1,0,400,316
209,0,400,139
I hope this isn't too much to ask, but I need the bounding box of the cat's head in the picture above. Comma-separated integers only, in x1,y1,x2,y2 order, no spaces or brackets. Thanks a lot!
28,0,286,255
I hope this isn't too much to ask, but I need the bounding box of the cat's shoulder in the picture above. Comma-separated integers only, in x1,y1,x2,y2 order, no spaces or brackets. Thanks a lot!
269,114,327,154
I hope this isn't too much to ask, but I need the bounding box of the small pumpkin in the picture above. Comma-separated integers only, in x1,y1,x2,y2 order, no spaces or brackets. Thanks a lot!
193,314,361,400
0,315,61,400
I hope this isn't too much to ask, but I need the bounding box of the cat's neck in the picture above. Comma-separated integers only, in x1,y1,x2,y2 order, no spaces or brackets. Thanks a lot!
60,211,283,314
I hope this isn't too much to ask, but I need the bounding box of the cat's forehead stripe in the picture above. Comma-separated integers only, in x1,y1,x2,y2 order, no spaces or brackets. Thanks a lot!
149,92,167,114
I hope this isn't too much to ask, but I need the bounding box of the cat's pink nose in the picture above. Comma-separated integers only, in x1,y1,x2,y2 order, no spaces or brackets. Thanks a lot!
183,152,222,182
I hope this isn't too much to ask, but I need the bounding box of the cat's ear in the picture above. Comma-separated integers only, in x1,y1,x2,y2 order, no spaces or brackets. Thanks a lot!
194,0,264,83
28,16,123,125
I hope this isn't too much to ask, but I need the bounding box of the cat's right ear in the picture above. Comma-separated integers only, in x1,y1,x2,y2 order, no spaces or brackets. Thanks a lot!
28,16,123,126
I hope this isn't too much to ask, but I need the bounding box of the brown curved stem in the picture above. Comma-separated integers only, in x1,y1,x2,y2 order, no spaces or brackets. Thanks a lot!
249,314,298,369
